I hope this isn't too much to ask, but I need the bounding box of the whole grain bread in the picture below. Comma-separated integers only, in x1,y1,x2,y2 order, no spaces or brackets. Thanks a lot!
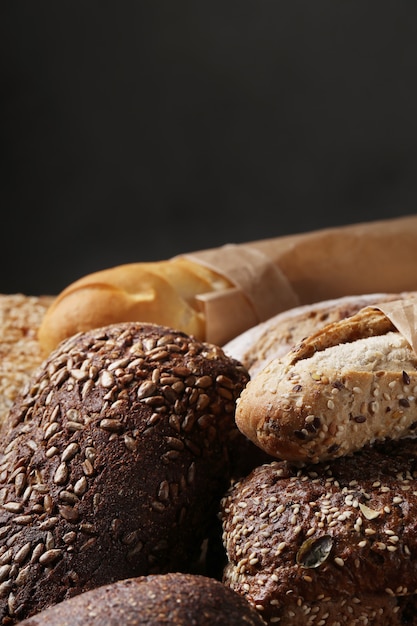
220,438,417,625
0,294,54,427
235,304,417,463
0,322,250,624
224,292,416,377
18,572,267,625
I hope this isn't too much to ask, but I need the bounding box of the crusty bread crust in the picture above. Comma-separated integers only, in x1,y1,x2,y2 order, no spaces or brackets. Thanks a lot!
37,259,231,355
235,305,417,463
17,573,266,626
0,322,249,623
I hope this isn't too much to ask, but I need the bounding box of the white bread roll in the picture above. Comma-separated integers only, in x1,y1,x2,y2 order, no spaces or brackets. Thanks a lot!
235,304,417,463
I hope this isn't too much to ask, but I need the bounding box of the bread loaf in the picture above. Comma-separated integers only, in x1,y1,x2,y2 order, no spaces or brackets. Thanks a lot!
0,322,251,624
38,215,417,355
0,294,55,427
224,292,411,377
220,438,417,625
235,304,417,463
17,572,267,625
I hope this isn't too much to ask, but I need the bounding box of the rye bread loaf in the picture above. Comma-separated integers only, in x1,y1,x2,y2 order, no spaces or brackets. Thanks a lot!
0,322,251,624
235,305,417,463
224,292,415,377
220,438,417,626
18,572,267,625
0,294,55,427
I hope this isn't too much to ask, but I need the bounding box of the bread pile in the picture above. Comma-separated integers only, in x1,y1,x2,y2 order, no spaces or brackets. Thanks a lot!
2,215,417,625
220,295,417,624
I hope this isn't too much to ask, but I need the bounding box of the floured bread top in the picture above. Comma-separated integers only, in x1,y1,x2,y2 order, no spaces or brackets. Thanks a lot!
224,293,414,376
235,304,417,463
304,331,417,373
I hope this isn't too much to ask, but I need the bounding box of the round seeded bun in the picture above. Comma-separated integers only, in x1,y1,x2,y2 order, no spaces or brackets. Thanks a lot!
17,572,267,625
220,437,417,625
0,322,252,624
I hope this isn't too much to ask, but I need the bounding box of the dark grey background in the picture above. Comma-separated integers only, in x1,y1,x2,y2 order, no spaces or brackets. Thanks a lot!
1,2,417,295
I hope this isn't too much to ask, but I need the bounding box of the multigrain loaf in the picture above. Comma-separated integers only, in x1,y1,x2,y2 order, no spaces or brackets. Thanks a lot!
235,305,417,463
220,438,417,626
224,292,413,377
0,322,251,624
0,294,55,426
18,572,267,626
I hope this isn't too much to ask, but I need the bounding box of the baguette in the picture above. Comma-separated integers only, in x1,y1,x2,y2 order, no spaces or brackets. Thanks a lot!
37,258,233,355
38,215,417,354
235,304,417,463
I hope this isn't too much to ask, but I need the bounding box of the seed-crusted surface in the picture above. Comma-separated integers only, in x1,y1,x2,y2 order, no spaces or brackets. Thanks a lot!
220,438,417,625
236,306,417,463
0,322,250,624
0,294,54,427
18,572,267,625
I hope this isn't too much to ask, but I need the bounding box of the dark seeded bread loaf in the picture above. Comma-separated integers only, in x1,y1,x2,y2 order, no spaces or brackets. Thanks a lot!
0,322,251,624
235,305,417,463
18,572,267,625
224,292,415,377
220,438,417,625
0,294,55,427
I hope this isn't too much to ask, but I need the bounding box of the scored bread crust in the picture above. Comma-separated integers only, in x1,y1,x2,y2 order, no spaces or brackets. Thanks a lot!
0,294,54,427
235,305,417,463
224,292,415,377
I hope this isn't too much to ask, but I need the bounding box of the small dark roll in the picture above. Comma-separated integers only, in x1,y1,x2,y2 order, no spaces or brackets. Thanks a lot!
220,438,417,625
0,322,250,624
19,572,267,625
